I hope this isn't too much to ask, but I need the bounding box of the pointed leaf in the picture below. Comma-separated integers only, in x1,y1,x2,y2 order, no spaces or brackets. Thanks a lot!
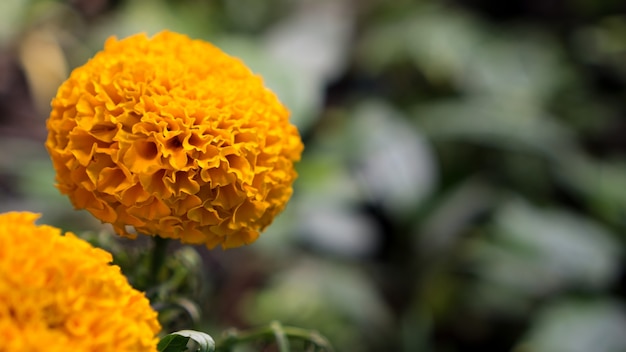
157,334,191,352
171,330,216,352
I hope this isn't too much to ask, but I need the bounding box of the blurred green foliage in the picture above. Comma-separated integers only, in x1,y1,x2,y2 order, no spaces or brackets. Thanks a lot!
2,0,626,351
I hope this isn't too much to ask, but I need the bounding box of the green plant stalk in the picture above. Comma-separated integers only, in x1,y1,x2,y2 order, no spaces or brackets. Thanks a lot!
271,321,290,352
216,321,334,352
149,236,169,287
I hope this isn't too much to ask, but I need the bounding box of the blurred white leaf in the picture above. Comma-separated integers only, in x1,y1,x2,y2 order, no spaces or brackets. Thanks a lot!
350,101,438,217
360,5,567,102
470,199,622,296
414,97,576,159
405,6,483,85
296,202,381,258
517,299,626,352
460,31,567,103
288,151,379,257
227,0,356,132
357,4,482,84
264,0,354,84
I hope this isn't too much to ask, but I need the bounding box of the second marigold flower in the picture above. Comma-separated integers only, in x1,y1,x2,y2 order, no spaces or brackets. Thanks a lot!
46,31,303,249
0,212,160,351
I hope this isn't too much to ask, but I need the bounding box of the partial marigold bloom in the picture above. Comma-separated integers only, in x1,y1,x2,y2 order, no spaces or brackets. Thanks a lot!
0,212,160,351
46,31,303,249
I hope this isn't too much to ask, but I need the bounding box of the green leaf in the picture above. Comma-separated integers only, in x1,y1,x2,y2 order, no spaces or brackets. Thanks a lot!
414,97,576,159
556,155,626,227
517,299,626,352
158,330,215,352
467,199,621,304
243,262,392,351
0,0,29,46
172,330,216,352
157,334,191,352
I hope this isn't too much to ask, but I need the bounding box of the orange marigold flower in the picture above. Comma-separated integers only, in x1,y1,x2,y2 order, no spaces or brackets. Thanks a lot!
0,212,160,351
46,31,303,249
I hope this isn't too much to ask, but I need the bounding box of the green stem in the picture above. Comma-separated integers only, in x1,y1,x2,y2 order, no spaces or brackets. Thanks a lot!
149,236,168,287
270,321,290,352
216,321,334,352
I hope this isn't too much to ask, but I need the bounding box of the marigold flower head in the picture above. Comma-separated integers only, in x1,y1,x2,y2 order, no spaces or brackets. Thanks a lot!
46,31,303,249
0,212,160,351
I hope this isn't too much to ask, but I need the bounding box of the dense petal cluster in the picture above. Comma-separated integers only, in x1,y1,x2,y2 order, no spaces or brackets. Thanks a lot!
46,31,303,248
0,212,160,351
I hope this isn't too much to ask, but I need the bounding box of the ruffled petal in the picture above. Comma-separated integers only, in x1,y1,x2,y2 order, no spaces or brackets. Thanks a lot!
46,31,303,249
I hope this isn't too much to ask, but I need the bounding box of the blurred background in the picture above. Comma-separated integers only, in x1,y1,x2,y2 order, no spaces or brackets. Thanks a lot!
2,0,626,351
